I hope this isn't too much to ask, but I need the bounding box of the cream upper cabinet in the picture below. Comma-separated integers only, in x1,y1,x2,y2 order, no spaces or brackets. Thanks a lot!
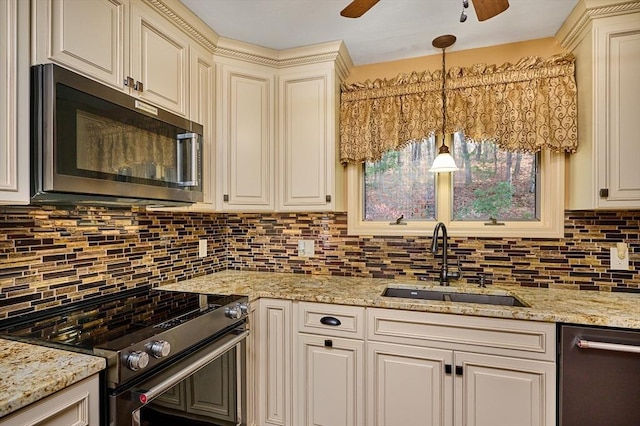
277,64,344,211
33,0,128,91
189,42,215,206
215,58,276,211
129,0,189,116
0,0,30,205
213,40,351,212
558,3,640,209
33,0,209,118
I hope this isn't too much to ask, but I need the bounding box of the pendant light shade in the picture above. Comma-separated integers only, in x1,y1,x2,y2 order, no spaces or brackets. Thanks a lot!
429,35,459,173
430,142,459,172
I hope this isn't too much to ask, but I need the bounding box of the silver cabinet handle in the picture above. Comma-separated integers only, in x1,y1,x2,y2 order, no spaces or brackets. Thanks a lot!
577,339,640,354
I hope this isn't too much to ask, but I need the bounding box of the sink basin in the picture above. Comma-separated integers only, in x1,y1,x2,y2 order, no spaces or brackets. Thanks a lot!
382,287,528,307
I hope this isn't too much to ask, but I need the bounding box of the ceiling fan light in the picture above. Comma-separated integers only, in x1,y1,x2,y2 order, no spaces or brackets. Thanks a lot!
460,10,468,22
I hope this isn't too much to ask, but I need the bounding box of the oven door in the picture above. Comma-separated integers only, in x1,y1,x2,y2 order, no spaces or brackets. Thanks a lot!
111,328,248,426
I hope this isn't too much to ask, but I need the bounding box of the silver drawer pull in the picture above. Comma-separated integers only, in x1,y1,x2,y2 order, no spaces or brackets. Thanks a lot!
577,339,640,354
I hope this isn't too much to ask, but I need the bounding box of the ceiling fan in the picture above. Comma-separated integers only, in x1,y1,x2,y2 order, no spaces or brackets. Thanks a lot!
340,0,509,21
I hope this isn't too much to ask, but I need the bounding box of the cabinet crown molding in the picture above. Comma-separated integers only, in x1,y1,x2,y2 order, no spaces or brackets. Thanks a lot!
556,0,640,48
146,0,219,51
214,37,353,81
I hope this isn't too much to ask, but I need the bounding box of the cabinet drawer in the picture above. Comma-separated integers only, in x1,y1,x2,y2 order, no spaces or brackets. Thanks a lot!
297,302,365,339
367,308,555,361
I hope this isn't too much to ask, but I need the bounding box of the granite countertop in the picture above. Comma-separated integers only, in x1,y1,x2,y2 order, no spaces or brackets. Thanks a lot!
0,339,105,418
159,270,640,329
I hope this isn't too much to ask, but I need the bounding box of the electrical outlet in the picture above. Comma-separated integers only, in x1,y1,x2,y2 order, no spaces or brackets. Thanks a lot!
297,240,315,257
304,239,315,257
199,239,207,258
610,246,629,270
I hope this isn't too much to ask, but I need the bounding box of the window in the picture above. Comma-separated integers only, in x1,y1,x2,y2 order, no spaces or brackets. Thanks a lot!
348,134,565,238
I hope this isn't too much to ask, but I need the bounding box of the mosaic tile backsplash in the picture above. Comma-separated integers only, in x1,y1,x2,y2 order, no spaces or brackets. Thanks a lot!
0,206,638,318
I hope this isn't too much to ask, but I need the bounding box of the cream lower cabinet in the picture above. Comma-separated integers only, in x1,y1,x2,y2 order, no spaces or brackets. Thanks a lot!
454,352,555,426
254,302,556,426
367,308,556,426
368,342,453,426
294,302,366,426
297,335,365,426
0,374,100,426
255,298,293,426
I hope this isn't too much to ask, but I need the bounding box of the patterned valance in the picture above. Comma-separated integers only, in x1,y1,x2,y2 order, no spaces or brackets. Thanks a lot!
339,53,578,164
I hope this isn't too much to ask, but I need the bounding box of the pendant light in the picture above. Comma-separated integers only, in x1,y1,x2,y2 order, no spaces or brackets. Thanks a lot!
429,34,459,173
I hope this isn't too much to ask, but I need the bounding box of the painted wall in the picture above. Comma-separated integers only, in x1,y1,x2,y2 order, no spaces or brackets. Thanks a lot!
345,37,567,83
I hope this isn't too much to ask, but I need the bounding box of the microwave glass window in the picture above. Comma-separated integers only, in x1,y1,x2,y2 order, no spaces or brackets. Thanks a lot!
55,84,196,189
76,110,178,184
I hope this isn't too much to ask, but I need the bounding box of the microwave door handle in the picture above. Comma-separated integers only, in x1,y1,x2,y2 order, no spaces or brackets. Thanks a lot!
176,132,200,187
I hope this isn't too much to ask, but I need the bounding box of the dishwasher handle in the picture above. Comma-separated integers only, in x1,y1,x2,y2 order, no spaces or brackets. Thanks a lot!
577,339,640,354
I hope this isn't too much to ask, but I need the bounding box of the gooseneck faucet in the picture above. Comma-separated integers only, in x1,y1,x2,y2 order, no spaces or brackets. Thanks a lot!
431,222,460,286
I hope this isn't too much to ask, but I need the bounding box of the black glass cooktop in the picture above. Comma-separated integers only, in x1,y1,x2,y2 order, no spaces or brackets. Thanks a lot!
0,288,239,351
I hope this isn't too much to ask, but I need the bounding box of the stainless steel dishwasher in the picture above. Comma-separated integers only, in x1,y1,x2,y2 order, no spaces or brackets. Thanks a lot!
559,324,640,426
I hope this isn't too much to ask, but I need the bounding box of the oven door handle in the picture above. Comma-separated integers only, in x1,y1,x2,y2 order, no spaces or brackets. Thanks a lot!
137,329,249,404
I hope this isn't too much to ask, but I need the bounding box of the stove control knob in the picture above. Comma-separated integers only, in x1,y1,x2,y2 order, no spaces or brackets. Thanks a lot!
224,305,242,319
238,302,250,315
127,351,149,371
149,340,171,359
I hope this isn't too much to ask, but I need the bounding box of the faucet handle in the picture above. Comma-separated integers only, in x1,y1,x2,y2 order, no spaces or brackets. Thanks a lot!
448,257,462,281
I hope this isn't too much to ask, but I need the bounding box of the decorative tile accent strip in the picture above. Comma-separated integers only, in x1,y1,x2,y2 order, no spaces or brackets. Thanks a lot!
0,207,638,318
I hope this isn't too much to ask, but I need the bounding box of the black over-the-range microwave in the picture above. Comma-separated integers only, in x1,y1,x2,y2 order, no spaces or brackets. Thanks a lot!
31,64,203,206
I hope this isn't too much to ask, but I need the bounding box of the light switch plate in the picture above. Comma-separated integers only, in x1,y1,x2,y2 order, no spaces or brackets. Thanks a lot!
610,247,629,270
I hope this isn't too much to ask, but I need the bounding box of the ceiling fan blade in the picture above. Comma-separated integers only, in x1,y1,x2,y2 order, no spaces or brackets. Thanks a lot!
471,0,509,21
340,0,380,18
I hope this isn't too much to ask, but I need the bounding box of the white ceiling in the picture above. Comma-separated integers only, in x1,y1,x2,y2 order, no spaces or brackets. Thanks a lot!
180,0,579,65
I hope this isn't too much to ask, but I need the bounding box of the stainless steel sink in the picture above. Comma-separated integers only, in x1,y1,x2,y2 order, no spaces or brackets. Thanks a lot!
382,287,528,307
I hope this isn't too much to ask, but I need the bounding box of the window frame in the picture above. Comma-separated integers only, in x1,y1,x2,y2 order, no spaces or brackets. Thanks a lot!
346,149,565,238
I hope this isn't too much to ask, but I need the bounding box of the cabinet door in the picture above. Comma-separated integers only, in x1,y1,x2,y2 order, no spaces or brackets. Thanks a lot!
297,334,365,426
257,299,292,426
130,0,189,116
34,0,128,90
595,14,640,206
217,61,275,210
454,352,555,426
0,0,29,204
367,341,453,426
1,375,100,426
278,67,340,211
190,42,215,206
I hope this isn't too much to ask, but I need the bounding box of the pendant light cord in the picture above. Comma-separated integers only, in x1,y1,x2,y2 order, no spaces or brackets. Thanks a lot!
441,47,446,142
